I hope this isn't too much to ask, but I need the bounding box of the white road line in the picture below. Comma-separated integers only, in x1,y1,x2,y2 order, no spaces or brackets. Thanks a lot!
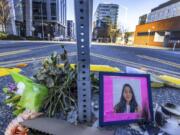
91,53,180,78
30,44,60,50
1,51,179,78
137,55,180,69
0,49,30,57
0,52,77,67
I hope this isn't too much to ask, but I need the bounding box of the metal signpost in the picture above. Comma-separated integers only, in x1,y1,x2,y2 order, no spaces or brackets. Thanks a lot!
169,40,180,51
75,0,93,122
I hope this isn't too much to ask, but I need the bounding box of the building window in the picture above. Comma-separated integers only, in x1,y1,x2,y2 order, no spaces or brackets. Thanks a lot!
137,32,155,36
33,2,47,20
172,7,176,16
151,14,154,21
51,3,56,17
51,17,57,20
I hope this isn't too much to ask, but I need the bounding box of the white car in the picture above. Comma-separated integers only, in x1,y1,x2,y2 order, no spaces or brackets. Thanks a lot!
52,35,64,41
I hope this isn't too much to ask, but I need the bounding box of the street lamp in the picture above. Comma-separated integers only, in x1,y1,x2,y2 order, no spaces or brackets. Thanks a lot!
117,4,128,45
41,0,45,39
147,26,155,45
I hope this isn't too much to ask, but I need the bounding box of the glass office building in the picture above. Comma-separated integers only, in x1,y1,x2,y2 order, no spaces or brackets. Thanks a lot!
7,0,67,38
94,4,119,29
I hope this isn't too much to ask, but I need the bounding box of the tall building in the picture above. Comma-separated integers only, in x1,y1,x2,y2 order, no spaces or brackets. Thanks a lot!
7,0,24,36
94,4,119,28
147,0,180,23
134,0,180,48
67,20,75,40
7,0,67,38
138,14,147,25
93,3,119,42
32,0,67,38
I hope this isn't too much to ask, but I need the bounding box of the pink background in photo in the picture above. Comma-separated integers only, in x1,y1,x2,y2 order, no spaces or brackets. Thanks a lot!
103,76,150,122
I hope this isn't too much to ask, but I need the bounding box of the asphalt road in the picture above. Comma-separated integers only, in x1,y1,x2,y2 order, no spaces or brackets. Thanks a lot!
0,41,180,77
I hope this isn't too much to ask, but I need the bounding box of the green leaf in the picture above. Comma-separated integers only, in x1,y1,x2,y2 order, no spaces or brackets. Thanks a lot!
3,88,8,94
10,72,48,112
36,73,47,81
46,78,54,88
5,95,21,104
13,107,25,116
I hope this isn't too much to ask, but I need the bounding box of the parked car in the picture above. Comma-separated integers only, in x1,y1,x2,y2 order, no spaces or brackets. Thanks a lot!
52,35,64,41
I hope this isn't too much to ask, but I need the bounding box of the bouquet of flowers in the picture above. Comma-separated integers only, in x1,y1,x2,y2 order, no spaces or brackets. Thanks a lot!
3,72,48,116
3,82,25,115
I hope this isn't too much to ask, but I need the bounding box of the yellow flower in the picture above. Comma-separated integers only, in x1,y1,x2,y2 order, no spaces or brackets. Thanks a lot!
58,64,120,72
0,67,21,77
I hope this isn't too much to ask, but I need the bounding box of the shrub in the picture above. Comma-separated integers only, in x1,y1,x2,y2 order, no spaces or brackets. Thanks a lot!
0,33,23,40
26,36,41,41
0,32,8,40
6,35,23,40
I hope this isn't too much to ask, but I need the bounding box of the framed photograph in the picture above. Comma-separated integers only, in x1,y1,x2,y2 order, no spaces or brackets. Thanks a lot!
99,72,153,126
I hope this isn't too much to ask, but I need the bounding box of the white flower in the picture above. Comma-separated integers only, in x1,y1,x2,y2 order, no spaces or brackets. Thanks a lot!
7,103,13,107
5,95,10,99
16,82,25,95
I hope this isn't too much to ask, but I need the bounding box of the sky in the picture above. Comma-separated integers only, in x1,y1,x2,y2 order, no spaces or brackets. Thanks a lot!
67,0,169,31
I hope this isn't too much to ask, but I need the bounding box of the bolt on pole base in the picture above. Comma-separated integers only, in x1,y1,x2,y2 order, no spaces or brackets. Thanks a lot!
75,0,93,122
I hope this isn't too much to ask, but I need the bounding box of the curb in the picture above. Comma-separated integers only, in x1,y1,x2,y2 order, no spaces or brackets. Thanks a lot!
125,66,180,89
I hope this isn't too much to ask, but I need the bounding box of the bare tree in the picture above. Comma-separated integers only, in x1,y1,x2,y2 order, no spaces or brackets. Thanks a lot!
95,16,119,43
104,17,119,43
0,0,11,32
109,26,119,43
124,32,131,44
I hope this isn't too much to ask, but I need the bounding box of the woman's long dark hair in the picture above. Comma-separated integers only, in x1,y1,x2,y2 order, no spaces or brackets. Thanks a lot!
115,84,138,113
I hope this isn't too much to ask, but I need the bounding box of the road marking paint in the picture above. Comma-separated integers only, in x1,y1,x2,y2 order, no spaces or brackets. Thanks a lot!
91,53,180,78
0,44,61,57
0,52,77,67
0,49,30,57
137,55,180,69
30,44,60,50
1,51,179,78
0,57,44,65
1,59,43,67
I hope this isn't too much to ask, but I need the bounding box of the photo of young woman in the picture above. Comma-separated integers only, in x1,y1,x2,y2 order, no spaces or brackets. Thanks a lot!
114,83,141,113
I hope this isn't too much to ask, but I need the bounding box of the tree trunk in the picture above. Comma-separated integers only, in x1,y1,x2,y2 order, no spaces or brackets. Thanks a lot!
110,36,112,43
4,23,6,33
2,24,5,32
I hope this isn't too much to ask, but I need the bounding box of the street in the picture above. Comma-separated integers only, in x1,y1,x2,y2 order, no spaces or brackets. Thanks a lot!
0,41,179,77
0,41,180,135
